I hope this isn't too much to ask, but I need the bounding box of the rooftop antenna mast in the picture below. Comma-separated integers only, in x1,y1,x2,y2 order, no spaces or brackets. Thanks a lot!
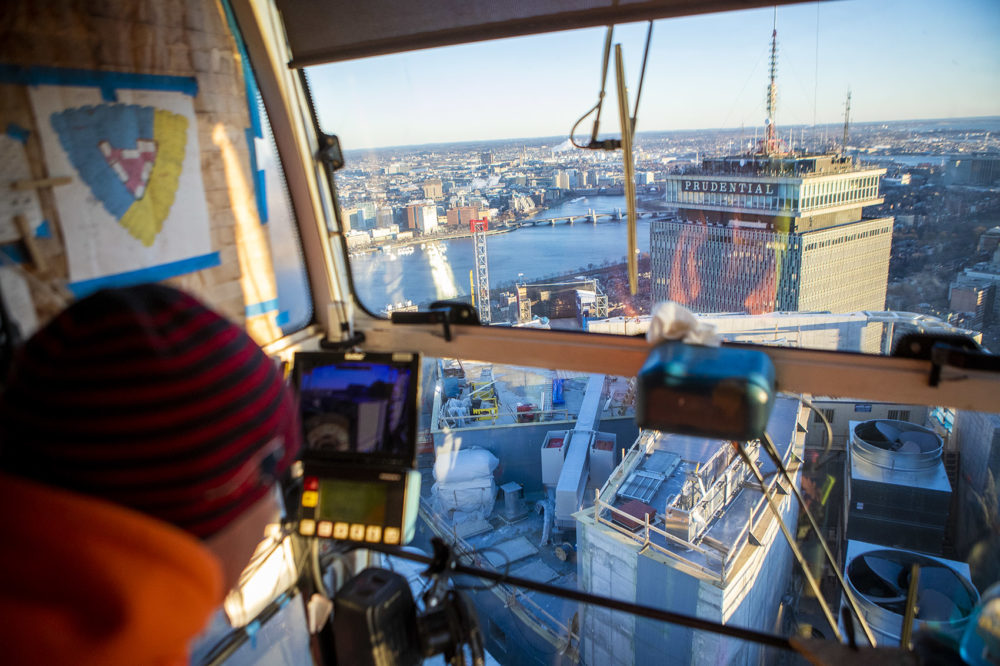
842,89,851,152
764,9,779,155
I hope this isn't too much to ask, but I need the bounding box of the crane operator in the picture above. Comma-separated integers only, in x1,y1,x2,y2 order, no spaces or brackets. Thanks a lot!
0,284,301,666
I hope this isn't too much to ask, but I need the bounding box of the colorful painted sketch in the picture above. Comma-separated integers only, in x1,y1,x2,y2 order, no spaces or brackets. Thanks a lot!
50,104,187,247
30,84,214,289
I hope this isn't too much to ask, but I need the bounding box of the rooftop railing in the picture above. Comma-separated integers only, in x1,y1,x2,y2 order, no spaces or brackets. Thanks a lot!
589,492,725,584
673,160,884,179
418,500,578,650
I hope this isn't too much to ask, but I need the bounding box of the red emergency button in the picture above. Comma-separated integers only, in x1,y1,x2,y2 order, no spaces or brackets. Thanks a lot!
304,476,319,491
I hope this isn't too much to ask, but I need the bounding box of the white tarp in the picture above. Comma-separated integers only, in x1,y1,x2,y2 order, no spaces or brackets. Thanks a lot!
432,447,498,522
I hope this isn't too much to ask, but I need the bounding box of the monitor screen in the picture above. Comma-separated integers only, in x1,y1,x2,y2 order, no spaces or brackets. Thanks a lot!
317,478,388,525
293,351,419,467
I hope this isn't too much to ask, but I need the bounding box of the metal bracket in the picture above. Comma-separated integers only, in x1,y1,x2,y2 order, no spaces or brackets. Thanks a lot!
891,332,999,386
390,300,480,342
928,343,1000,387
316,133,344,172
318,331,365,350
584,138,621,151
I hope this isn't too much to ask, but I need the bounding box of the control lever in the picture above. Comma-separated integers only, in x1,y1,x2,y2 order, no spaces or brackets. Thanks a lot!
390,300,480,342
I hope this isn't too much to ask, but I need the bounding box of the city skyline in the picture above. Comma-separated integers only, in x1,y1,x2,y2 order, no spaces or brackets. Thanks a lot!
307,0,1000,150
335,115,1000,156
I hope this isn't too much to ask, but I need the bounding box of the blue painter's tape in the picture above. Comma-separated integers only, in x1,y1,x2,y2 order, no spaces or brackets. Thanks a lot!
221,0,262,140
67,252,221,298
0,64,198,97
245,128,268,224
274,310,290,327
245,298,280,318
35,220,52,239
246,619,260,650
0,245,27,264
255,169,268,223
5,123,29,143
0,64,30,85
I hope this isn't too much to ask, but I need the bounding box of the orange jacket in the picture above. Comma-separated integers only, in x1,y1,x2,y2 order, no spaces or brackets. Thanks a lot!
0,473,223,665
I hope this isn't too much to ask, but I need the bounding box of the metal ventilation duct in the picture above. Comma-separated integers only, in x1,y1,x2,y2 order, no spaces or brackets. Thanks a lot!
851,419,943,471
844,544,979,646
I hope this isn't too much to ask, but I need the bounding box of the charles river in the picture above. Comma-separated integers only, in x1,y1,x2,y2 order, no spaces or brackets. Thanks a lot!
348,195,661,313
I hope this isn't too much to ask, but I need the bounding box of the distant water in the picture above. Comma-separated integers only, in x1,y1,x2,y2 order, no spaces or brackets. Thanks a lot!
862,154,949,167
350,195,658,312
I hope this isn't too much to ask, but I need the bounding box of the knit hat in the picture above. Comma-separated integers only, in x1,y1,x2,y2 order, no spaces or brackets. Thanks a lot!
0,284,300,538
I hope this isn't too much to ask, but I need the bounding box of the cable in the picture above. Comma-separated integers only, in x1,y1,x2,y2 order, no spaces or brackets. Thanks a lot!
630,21,654,135
448,544,512,592
759,432,877,647
310,534,329,599
732,440,843,643
343,541,796,652
570,26,615,149
590,26,615,146
801,396,834,466
200,588,300,666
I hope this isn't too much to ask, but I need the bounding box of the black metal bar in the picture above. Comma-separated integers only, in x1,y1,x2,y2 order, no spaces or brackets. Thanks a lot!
760,432,877,647
199,589,300,666
354,542,795,651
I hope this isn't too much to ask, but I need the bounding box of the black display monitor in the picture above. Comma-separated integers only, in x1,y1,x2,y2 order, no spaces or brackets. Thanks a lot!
293,351,420,469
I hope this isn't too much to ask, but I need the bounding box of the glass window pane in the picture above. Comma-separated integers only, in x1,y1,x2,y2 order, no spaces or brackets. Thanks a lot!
255,94,313,334
390,354,1000,663
304,1,999,355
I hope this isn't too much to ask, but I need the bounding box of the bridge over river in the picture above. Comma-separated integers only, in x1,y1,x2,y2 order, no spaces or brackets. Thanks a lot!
519,209,664,227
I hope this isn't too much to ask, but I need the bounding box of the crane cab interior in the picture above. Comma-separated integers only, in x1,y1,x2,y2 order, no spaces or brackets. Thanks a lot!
0,1,998,665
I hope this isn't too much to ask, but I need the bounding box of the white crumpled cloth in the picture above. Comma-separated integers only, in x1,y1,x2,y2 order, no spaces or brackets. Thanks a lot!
645,301,721,347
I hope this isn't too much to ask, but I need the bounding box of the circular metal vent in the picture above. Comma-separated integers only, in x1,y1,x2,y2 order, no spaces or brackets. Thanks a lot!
845,548,979,645
851,420,943,471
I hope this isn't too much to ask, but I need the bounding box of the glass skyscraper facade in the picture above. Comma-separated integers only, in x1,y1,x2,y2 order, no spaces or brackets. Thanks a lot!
651,154,892,326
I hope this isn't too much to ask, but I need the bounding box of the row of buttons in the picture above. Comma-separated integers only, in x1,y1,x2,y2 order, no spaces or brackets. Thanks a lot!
299,519,401,544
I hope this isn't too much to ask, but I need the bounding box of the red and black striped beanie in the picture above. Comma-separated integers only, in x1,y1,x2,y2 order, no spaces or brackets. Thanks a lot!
0,284,300,538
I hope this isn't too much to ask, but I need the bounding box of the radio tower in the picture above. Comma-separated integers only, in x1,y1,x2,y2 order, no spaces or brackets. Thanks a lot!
470,219,491,324
842,89,852,151
763,13,779,155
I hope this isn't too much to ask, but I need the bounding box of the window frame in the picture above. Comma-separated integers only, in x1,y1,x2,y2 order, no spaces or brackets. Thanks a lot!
233,0,1000,415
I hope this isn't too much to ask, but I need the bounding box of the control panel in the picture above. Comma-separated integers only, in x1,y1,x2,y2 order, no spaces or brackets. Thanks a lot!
297,461,420,545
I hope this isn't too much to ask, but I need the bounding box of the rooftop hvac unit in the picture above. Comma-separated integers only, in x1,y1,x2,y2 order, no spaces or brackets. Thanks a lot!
842,540,979,647
589,432,618,487
540,430,569,486
847,420,951,554
498,482,529,523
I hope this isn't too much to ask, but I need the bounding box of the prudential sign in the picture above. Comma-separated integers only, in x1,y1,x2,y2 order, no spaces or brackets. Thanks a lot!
682,180,775,195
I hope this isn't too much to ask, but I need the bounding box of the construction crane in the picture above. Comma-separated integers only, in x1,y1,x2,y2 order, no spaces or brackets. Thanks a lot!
470,219,491,324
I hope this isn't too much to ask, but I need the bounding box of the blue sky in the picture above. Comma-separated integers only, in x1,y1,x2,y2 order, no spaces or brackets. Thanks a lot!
307,0,1000,150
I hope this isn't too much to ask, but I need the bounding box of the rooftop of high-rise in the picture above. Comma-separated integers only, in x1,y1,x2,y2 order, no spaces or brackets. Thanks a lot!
687,152,882,178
